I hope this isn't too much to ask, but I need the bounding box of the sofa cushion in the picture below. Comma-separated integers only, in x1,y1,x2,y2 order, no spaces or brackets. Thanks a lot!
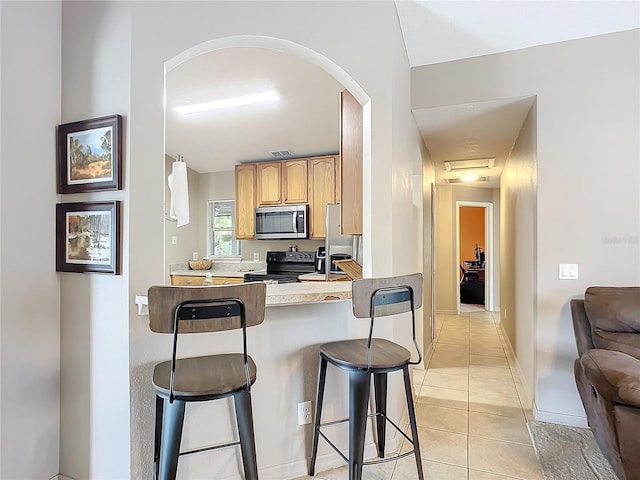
593,331,640,361
580,349,640,408
584,287,640,334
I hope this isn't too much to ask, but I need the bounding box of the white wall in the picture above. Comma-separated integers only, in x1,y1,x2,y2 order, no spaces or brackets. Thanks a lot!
412,29,640,425
500,103,537,409
0,2,61,478
59,2,131,478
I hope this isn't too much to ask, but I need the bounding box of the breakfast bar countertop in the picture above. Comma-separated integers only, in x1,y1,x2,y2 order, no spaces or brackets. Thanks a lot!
136,280,352,315
264,281,352,306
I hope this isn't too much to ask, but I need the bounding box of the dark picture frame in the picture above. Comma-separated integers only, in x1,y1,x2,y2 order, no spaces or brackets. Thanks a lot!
57,114,123,193
56,201,121,274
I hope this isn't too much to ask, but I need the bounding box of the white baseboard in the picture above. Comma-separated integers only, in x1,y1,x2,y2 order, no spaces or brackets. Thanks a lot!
53,476,75,480
257,440,399,480
533,408,589,428
436,309,457,314
497,322,534,411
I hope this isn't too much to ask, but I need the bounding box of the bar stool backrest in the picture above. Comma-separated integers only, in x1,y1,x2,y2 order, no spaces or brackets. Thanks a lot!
352,273,423,319
148,283,266,334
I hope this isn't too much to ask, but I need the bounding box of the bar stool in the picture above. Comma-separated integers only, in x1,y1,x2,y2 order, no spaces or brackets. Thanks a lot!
148,283,266,480
309,273,424,480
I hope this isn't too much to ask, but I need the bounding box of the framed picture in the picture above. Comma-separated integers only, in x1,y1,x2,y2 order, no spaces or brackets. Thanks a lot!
57,114,123,193
56,201,121,274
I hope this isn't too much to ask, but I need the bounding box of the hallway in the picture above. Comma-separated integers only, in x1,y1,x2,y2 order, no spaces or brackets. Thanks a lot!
305,309,543,479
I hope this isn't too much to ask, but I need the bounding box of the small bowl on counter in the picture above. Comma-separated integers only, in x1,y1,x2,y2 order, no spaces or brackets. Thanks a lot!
188,259,212,270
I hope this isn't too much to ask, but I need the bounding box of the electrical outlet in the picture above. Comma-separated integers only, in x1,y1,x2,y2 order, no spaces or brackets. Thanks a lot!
298,401,312,425
171,236,177,245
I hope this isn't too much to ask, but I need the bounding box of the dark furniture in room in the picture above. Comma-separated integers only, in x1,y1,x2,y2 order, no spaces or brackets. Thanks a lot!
148,283,266,480
309,273,424,480
460,263,484,305
571,286,640,480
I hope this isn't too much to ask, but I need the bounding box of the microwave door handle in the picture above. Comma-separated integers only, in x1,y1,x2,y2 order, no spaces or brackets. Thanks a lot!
292,213,298,233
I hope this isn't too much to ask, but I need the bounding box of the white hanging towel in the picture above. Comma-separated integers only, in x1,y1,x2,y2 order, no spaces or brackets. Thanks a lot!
168,161,190,227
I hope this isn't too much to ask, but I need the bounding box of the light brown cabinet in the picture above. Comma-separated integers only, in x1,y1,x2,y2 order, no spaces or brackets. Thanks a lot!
235,164,257,239
340,90,363,235
171,275,205,286
282,159,308,204
235,154,339,239
170,275,243,286
257,162,282,205
308,156,338,239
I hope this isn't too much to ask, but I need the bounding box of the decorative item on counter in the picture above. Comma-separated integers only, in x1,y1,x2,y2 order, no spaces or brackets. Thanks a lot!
188,259,212,270
202,272,215,286
289,245,298,252
167,154,190,227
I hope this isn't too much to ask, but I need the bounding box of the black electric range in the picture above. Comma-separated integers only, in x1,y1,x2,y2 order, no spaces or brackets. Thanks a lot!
244,250,316,284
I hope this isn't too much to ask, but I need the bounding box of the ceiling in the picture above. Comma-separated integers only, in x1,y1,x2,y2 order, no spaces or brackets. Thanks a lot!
164,1,639,187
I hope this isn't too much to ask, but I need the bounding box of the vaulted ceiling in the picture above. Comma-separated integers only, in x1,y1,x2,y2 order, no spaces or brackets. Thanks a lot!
164,1,639,187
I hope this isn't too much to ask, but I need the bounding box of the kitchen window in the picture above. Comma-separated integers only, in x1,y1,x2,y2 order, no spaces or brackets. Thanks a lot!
207,200,241,257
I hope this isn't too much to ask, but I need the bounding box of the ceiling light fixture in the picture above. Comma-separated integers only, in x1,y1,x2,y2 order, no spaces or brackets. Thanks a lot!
460,172,479,183
176,89,279,115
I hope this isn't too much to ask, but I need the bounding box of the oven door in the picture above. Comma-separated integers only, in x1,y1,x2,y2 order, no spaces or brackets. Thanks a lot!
255,205,308,240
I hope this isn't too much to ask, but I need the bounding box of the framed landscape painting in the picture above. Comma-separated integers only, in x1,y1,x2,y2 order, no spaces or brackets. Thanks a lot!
57,114,123,193
56,201,121,274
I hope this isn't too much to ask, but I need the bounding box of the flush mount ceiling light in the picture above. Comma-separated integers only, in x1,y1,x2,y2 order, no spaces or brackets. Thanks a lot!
444,158,495,172
445,175,489,184
176,89,280,115
460,172,480,182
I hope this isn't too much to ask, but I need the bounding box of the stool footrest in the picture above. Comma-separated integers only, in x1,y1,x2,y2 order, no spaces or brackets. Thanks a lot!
315,412,418,466
179,440,241,457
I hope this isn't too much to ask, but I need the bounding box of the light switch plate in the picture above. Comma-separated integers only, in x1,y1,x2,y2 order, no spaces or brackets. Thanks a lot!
559,264,579,280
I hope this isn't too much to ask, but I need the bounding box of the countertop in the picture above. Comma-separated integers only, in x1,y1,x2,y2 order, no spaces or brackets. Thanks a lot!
170,269,265,278
135,280,352,314
264,281,351,306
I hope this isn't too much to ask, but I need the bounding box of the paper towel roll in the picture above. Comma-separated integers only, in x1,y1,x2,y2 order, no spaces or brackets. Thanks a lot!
168,161,190,227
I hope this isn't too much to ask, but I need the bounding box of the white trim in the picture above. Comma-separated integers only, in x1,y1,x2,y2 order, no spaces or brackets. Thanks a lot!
498,321,533,411
455,201,494,312
533,408,588,428
211,440,400,480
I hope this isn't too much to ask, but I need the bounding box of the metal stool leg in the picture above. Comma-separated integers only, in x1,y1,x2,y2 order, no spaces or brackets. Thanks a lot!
309,357,328,476
158,398,186,480
349,371,370,480
153,395,164,480
373,373,387,458
234,389,259,480
403,366,424,480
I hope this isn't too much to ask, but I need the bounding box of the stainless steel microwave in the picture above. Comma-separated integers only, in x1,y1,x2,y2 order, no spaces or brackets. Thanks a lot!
255,204,309,240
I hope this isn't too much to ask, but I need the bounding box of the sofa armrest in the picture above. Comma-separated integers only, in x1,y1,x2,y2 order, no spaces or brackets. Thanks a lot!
571,299,595,356
581,349,640,408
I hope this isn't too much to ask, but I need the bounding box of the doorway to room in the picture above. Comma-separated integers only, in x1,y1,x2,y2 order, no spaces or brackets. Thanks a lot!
456,201,494,312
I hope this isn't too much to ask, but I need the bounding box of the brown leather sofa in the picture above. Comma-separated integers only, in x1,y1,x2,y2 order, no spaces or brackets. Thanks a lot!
571,286,640,480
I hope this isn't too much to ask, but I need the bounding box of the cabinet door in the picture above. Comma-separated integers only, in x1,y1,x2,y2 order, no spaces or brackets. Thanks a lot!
308,156,336,239
171,275,205,286
235,164,257,239
340,90,363,235
212,277,244,285
282,159,308,204
257,162,282,205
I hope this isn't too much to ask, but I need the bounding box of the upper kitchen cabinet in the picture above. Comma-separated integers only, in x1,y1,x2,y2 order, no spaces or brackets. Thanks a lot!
340,90,363,235
282,159,308,204
235,164,257,239
308,156,337,239
257,162,282,205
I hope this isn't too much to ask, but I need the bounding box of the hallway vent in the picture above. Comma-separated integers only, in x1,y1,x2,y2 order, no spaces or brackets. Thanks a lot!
444,158,495,171
446,176,489,184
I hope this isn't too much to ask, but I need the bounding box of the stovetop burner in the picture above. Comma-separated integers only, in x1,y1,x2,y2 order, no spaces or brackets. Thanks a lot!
243,250,316,283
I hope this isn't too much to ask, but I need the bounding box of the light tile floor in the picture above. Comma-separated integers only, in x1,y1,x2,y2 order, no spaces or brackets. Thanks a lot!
296,308,543,480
